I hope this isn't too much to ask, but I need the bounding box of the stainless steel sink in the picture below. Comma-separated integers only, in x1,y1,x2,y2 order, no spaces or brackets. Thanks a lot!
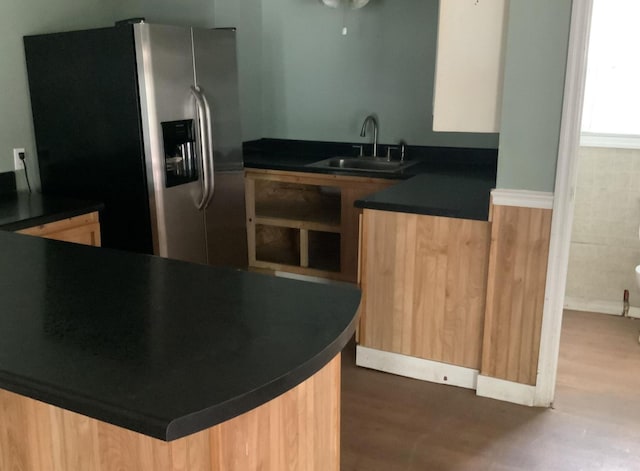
307,157,419,173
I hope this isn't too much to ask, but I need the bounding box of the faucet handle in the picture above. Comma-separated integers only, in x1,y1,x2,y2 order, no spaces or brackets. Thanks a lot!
398,140,407,162
352,145,364,157
385,146,399,162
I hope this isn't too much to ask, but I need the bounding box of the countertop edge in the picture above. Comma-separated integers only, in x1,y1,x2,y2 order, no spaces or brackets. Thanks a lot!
244,161,410,180
0,199,104,232
165,309,358,441
0,297,360,442
0,370,170,440
353,201,489,222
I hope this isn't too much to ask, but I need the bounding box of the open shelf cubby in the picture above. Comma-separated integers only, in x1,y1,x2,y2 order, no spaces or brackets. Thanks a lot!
246,169,397,283
250,178,342,277
254,180,341,232
255,225,301,267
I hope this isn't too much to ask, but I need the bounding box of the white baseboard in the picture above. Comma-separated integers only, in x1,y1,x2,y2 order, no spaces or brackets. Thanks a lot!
355,346,478,390
564,296,640,319
476,375,537,407
491,189,554,209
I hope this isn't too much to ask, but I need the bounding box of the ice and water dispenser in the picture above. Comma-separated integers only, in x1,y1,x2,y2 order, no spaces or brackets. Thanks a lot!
161,120,198,188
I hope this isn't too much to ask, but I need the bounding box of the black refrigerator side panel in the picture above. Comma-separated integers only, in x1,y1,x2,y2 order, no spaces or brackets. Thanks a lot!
24,26,153,254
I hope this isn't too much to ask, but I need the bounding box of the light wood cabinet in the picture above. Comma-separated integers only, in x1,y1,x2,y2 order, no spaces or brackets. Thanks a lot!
0,355,341,471
17,212,101,247
359,209,490,369
433,0,508,133
245,169,395,283
481,203,552,386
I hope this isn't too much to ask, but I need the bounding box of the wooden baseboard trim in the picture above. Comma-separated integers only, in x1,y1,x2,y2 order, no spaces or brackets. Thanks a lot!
491,189,554,209
356,346,478,390
476,375,536,407
564,297,640,319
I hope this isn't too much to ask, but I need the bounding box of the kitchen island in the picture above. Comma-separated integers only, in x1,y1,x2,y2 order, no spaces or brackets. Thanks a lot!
0,231,360,470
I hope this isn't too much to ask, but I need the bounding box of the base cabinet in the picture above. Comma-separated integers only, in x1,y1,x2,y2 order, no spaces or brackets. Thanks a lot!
17,212,101,247
358,209,490,369
0,355,341,471
245,169,394,283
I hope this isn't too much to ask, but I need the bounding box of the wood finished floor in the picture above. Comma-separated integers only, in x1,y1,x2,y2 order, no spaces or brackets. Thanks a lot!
341,310,640,471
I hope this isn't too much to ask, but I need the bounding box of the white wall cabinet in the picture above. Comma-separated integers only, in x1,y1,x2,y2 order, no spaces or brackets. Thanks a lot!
433,0,509,133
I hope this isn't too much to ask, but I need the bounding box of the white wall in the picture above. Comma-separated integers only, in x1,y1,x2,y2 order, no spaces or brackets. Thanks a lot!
565,146,640,313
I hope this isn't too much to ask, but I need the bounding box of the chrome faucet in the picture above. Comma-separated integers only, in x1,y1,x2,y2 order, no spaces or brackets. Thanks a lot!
360,114,378,157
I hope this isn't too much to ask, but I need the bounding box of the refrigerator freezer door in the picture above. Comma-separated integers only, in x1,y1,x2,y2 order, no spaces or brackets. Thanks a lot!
25,26,154,255
193,28,248,268
134,24,209,264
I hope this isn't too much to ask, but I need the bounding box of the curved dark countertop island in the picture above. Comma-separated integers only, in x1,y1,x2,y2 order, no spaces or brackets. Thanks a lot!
0,231,360,470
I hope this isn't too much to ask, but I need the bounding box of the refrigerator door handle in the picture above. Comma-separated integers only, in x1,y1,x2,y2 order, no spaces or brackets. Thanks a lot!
190,85,210,210
200,89,216,209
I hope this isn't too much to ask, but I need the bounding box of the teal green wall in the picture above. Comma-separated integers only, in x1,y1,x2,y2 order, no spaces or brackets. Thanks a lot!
496,0,573,192
213,0,263,141
1,0,574,192
258,0,498,148
121,0,215,28
0,0,123,186
0,0,217,188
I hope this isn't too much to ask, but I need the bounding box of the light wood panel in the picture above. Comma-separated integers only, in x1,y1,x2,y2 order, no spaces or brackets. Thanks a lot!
481,203,553,385
340,182,395,283
0,355,341,471
255,205,341,233
17,211,101,247
359,209,490,370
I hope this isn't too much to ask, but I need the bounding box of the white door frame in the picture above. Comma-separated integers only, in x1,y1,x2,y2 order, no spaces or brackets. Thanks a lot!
533,0,594,406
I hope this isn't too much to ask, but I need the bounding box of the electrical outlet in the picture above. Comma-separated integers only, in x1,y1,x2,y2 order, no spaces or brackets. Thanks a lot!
13,148,25,171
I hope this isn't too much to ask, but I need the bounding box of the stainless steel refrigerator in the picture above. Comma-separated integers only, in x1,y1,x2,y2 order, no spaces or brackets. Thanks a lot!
24,22,248,268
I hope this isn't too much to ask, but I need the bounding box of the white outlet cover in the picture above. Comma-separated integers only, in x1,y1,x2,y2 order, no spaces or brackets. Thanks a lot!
13,148,25,171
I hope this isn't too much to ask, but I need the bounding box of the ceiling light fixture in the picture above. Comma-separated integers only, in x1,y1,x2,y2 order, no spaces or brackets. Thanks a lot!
320,0,370,36
320,0,370,9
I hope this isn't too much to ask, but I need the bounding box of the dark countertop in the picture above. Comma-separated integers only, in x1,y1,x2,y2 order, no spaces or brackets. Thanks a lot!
0,192,104,231
244,152,417,180
354,172,495,221
0,171,17,196
243,139,497,222
0,231,360,441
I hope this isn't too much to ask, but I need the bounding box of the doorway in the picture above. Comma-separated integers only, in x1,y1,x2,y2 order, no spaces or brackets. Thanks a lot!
564,0,640,319
544,0,640,407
